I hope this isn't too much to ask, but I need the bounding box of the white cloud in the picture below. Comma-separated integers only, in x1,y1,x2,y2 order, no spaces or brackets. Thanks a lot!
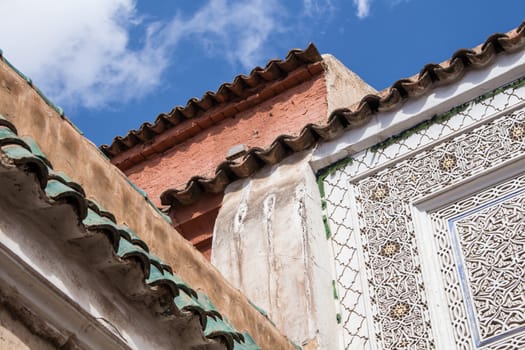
353,0,371,18
0,0,305,110
303,0,336,17
352,0,410,19
157,0,284,69
0,0,168,109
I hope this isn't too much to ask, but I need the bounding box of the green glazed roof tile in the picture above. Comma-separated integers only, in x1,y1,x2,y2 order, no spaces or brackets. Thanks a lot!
196,292,220,313
0,126,30,149
82,208,121,250
146,264,197,299
164,270,197,298
117,225,149,253
116,236,151,277
204,317,235,337
204,316,245,350
149,254,172,273
147,253,171,273
0,111,260,349
196,292,222,320
145,263,164,285
21,136,53,169
0,114,18,134
203,318,234,348
1,144,48,188
44,178,88,219
174,290,205,313
86,199,117,223
48,170,86,197
175,298,208,329
234,334,262,350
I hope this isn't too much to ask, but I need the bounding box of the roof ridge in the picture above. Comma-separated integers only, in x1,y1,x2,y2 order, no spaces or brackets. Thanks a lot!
100,43,323,158
159,20,525,207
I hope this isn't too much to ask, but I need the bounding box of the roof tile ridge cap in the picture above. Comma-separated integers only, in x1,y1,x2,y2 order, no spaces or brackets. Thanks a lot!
159,20,525,207
100,43,322,156
114,67,327,166
159,120,327,206
496,20,525,52
335,20,525,118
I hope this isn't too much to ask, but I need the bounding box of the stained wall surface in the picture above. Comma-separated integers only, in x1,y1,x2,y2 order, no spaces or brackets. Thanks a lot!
212,151,339,349
0,308,55,350
0,59,295,350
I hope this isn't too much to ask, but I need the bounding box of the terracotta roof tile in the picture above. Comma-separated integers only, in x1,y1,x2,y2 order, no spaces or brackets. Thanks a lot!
0,115,262,350
160,21,525,207
100,43,323,158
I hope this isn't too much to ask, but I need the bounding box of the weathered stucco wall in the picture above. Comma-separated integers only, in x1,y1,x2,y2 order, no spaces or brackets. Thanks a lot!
322,54,376,113
0,307,55,350
208,56,376,348
0,59,295,349
212,150,339,349
125,75,329,205
0,168,216,349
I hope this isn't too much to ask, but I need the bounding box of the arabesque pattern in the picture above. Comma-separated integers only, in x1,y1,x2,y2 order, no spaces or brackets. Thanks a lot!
324,169,370,349
455,195,525,341
324,76,525,349
431,175,525,349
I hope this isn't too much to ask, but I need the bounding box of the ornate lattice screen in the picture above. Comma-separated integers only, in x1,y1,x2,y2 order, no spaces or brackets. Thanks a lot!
322,78,525,349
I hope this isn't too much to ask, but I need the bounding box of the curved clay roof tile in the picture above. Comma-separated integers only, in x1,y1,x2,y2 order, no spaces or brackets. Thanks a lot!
159,20,525,207
100,43,323,158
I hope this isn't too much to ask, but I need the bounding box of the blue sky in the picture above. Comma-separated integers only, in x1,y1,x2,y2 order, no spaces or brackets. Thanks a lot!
0,1,524,146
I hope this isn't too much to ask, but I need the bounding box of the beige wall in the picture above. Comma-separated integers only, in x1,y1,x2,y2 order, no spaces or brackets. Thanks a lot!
212,151,339,349
0,59,295,349
0,308,55,350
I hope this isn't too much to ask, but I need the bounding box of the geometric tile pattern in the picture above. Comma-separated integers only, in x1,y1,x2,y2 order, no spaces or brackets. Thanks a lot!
346,78,525,179
431,175,525,349
324,168,370,349
323,77,525,349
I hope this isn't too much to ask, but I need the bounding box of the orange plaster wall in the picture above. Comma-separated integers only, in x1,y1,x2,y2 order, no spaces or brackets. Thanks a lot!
124,74,328,206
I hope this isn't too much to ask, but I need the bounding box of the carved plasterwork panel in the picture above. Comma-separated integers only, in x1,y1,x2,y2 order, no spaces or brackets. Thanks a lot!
324,169,371,349
430,177,525,349
455,196,525,341
346,78,525,178
324,78,525,349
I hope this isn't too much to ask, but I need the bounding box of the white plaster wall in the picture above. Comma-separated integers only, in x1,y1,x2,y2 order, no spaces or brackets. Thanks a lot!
212,151,338,349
